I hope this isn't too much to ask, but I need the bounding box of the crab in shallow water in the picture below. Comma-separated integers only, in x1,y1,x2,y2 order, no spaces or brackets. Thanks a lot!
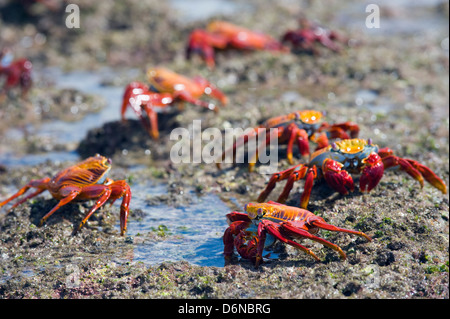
0,48,32,98
223,201,371,266
216,110,359,171
186,20,288,68
121,67,228,139
257,138,448,208
0,155,131,235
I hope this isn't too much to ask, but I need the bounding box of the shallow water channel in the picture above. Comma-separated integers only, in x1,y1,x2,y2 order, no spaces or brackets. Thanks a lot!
126,182,232,267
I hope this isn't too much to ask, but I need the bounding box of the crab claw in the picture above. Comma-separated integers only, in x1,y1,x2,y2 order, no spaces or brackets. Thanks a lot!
322,158,354,195
234,230,259,261
359,152,384,193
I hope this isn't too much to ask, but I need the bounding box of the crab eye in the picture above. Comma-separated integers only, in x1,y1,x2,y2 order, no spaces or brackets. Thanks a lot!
244,204,248,211
331,142,338,151
368,138,372,145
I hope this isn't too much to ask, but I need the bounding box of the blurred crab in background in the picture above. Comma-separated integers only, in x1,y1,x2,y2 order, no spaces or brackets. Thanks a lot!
186,20,288,68
0,155,131,236
216,110,359,171
258,138,448,208
121,67,227,139
0,48,32,99
282,17,347,55
224,201,372,266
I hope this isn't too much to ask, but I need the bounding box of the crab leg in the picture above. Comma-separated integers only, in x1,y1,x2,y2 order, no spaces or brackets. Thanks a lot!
256,221,320,266
330,122,360,138
257,164,307,203
141,103,160,139
0,177,50,210
121,82,147,120
279,222,347,260
310,132,330,150
121,82,175,139
284,124,309,163
309,219,372,242
173,89,219,112
380,150,447,194
278,165,317,207
75,185,113,233
248,128,277,172
315,122,360,147
39,186,81,226
108,180,131,236
186,29,228,69
216,127,260,169
406,160,447,194
317,34,341,52
196,77,228,106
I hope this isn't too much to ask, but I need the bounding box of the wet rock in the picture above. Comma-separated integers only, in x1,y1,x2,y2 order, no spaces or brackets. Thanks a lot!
375,250,396,266
77,113,179,159
341,282,362,296
387,241,405,251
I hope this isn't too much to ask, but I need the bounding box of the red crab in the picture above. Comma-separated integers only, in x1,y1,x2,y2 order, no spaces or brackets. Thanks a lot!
121,67,228,139
258,138,448,208
216,110,359,171
224,201,372,266
0,48,32,98
0,155,131,235
282,17,345,54
186,20,288,68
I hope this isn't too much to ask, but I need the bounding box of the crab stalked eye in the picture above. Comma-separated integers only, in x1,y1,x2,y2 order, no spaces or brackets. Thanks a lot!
244,204,248,211
331,142,338,151
257,208,264,217
368,138,372,145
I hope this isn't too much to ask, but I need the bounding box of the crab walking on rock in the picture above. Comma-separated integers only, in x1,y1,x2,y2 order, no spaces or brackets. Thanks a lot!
258,138,448,208
0,155,132,235
224,201,372,267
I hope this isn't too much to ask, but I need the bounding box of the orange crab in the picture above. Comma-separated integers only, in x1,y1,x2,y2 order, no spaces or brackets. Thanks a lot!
0,48,32,98
186,20,288,68
258,138,448,208
121,67,228,139
224,201,371,266
216,110,359,171
0,155,131,235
